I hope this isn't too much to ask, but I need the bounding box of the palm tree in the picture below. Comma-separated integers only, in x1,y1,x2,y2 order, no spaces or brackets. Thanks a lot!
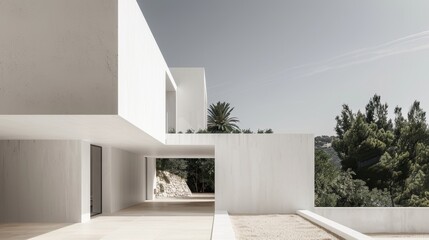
207,102,240,133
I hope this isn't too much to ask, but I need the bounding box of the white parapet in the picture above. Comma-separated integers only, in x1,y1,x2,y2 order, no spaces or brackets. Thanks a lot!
297,210,373,240
314,207,429,234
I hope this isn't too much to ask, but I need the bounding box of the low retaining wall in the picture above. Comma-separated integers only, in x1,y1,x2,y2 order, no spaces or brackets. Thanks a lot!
315,207,429,234
298,210,372,240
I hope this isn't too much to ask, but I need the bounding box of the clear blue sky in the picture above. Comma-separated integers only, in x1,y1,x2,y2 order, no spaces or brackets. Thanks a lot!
139,0,429,135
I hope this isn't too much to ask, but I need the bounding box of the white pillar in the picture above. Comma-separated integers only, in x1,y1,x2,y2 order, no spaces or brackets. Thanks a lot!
146,157,157,200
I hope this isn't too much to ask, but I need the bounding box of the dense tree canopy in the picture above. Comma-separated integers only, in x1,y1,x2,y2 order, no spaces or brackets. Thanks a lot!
327,94,429,207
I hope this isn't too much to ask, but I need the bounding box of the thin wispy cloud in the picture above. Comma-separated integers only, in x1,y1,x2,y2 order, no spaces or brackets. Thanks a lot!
213,30,429,97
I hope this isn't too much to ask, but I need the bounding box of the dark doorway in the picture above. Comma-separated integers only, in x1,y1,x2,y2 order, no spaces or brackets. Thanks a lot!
90,145,102,216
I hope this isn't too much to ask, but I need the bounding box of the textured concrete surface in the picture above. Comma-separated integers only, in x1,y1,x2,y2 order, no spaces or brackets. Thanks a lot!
230,214,341,240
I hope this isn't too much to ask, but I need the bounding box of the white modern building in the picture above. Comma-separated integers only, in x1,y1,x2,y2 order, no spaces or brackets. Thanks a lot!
0,0,313,224
0,0,427,239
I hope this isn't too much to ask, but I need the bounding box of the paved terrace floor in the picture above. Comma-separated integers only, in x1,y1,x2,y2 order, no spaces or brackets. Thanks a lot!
0,194,214,240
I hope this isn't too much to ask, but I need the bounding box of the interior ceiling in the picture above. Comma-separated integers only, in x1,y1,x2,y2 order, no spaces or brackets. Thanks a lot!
0,115,214,157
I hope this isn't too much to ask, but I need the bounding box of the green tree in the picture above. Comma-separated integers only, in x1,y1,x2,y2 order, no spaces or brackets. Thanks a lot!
332,95,394,189
334,104,354,139
332,96,429,207
315,150,341,206
382,101,429,206
186,158,215,193
365,94,392,131
404,143,429,206
379,149,408,206
315,150,391,207
207,102,240,133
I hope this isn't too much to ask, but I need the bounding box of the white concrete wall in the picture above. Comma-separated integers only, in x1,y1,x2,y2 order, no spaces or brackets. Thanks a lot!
215,134,314,213
118,0,174,143
314,207,429,234
166,134,314,214
102,146,146,214
171,68,208,132
0,140,90,223
0,0,118,114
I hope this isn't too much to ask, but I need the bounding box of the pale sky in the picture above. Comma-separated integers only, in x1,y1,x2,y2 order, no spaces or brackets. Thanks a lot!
138,0,429,135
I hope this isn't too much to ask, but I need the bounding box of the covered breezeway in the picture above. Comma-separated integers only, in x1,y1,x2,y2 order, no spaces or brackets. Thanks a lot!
0,134,316,239
0,143,216,240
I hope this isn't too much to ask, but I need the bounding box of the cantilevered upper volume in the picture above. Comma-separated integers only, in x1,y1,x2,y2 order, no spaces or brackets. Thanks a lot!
0,0,206,151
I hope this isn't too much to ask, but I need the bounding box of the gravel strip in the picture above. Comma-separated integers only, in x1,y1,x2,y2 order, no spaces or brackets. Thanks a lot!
230,214,342,240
